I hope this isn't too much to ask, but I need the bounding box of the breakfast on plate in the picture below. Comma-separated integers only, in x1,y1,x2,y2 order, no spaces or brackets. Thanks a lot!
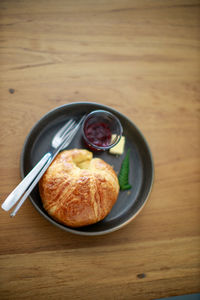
1,105,153,235
39,149,120,227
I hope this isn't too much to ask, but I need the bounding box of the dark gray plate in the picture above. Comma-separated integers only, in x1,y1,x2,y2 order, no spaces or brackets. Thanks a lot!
21,102,154,236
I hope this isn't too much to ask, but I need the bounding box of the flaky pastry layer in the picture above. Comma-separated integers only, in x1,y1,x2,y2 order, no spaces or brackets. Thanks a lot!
39,149,119,227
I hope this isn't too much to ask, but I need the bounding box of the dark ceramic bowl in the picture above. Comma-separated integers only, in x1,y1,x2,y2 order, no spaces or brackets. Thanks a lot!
20,102,154,236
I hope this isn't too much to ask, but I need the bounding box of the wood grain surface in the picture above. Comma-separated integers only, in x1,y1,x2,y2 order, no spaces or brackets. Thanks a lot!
0,0,200,299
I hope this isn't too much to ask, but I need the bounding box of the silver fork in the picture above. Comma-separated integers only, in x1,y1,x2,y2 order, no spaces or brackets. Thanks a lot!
1,115,86,216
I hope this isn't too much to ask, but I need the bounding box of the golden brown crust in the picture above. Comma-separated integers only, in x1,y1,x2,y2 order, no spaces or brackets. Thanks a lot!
39,149,119,227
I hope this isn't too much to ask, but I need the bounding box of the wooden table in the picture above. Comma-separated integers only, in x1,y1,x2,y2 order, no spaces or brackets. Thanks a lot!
0,1,199,299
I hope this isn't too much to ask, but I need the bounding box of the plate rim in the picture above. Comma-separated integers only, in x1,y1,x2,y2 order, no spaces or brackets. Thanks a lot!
20,102,154,236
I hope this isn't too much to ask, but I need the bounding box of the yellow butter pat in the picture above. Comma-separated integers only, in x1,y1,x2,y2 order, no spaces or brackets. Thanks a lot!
109,135,125,155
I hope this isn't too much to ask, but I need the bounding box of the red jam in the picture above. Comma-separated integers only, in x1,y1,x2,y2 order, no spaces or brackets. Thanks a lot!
84,122,111,147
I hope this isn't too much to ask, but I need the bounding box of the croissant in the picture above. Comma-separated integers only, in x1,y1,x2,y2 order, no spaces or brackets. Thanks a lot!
39,149,119,227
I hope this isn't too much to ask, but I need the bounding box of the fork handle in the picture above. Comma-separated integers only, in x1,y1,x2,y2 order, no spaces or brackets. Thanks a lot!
1,152,52,211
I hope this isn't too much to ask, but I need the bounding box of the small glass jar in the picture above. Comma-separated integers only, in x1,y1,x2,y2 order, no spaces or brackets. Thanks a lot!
82,110,123,151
